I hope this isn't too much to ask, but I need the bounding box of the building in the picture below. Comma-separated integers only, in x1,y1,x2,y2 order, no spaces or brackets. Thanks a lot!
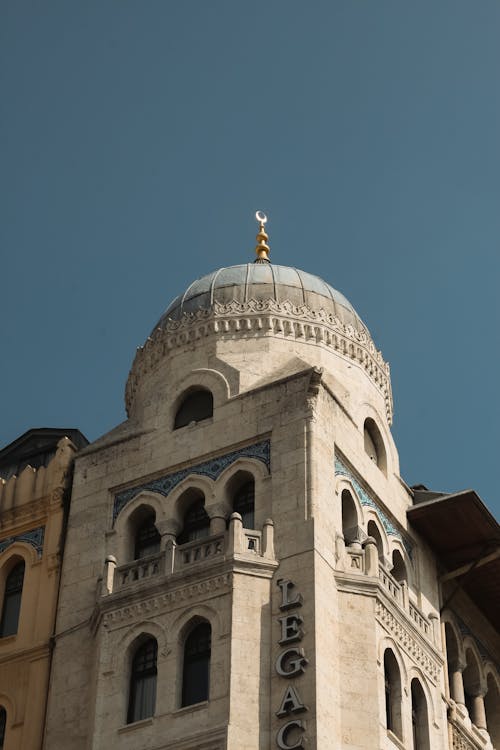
0,428,88,750
39,215,499,750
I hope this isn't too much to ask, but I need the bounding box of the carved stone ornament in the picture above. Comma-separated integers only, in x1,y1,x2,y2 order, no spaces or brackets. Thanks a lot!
375,600,439,683
113,440,270,523
125,300,393,423
0,525,45,558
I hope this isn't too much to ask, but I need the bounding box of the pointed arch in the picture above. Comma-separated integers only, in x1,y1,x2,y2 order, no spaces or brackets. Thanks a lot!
127,635,158,723
383,647,403,740
484,668,500,747
180,617,211,707
411,677,430,750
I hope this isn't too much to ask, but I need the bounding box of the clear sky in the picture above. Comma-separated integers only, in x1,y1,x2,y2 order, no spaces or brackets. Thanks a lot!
1,1,499,518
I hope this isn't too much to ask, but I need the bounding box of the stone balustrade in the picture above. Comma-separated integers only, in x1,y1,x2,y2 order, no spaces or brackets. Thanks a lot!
344,546,433,644
102,515,275,596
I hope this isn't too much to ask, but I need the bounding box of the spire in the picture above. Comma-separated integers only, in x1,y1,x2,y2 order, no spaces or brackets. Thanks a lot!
254,210,270,263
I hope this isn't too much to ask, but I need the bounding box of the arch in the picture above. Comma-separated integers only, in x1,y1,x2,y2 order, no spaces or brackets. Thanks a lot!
367,518,386,562
443,619,463,704
411,677,430,750
462,642,485,722
341,489,360,546
363,417,387,475
391,549,407,584
173,388,213,430
127,635,158,724
177,491,210,545
133,509,160,560
112,491,165,562
167,475,216,534
484,669,500,747
0,559,25,638
384,647,403,740
224,470,255,529
181,618,211,707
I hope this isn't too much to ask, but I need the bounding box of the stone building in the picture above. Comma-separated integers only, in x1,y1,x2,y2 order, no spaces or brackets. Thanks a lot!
42,215,499,750
0,428,88,749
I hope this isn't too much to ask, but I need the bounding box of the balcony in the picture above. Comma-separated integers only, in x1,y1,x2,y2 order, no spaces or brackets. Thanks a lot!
101,515,275,597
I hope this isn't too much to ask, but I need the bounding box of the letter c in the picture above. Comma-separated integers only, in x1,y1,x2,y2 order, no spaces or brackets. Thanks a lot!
276,719,305,749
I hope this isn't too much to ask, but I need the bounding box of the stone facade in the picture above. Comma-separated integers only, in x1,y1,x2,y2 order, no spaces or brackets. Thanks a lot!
41,258,499,750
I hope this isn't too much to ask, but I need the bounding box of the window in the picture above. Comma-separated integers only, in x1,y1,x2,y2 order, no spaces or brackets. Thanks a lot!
127,638,158,724
182,621,211,707
484,673,500,747
0,561,25,637
384,649,403,739
363,418,387,474
411,678,430,750
367,520,384,562
134,516,160,560
177,498,210,545
391,549,407,584
0,707,6,749
233,480,255,529
174,390,213,429
341,489,359,546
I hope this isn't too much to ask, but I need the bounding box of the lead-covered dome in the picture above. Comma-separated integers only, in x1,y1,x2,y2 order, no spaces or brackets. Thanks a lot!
154,263,368,335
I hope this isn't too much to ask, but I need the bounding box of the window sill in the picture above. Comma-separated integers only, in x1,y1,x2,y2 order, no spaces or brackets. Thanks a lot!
173,700,209,716
387,729,406,749
118,717,154,734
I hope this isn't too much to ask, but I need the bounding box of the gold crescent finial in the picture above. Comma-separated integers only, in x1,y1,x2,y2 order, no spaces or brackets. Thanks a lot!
254,210,270,263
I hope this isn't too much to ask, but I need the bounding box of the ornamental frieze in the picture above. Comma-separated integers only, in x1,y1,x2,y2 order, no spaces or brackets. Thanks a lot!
113,440,270,523
0,525,45,558
126,301,393,423
375,600,439,682
102,572,232,626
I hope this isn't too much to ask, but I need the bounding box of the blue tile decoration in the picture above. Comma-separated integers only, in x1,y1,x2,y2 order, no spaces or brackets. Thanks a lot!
335,456,412,558
113,440,271,523
0,526,45,558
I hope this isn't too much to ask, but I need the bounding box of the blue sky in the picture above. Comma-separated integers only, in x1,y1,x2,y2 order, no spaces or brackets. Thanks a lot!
1,1,499,518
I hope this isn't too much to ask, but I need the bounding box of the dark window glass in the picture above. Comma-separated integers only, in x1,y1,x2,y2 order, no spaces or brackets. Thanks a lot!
177,499,210,545
233,481,255,529
182,622,211,707
174,390,213,429
134,518,160,560
0,706,6,749
0,562,25,637
127,638,157,724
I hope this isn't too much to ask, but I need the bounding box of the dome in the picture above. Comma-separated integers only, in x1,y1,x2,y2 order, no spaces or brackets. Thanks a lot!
154,263,368,335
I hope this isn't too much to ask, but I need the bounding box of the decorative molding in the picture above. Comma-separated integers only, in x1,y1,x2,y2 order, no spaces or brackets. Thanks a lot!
113,440,270,523
335,456,413,559
375,599,439,683
102,572,232,626
125,301,393,424
0,525,45,558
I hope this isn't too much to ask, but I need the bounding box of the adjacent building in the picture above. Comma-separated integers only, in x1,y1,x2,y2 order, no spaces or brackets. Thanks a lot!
0,428,88,749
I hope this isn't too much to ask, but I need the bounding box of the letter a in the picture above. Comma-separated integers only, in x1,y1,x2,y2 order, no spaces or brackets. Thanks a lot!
276,685,307,717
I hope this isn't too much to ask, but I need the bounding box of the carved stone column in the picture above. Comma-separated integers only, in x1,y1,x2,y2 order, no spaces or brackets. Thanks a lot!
469,690,487,731
449,659,466,709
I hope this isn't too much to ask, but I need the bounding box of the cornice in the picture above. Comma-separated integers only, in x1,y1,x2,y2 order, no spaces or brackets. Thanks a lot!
126,300,393,424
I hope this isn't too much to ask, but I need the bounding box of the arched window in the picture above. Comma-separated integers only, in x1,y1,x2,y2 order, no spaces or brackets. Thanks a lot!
341,489,359,546
384,649,403,739
391,549,407,584
0,561,25,637
484,673,500,747
178,498,210,545
134,515,160,560
463,647,482,725
363,418,387,474
444,623,461,704
233,479,255,529
367,520,385,563
182,621,211,707
0,707,6,749
127,637,158,724
174,389,213,429
411,678,430,750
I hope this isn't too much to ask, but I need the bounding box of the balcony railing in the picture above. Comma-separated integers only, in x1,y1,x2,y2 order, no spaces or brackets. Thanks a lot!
343,545,433,644
103,516,275,596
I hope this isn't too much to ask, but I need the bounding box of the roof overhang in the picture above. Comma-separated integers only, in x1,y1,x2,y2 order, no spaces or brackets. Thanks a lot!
407,490,500,630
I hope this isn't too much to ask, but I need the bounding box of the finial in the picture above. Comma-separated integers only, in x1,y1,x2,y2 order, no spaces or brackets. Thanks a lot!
254,210,270,263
